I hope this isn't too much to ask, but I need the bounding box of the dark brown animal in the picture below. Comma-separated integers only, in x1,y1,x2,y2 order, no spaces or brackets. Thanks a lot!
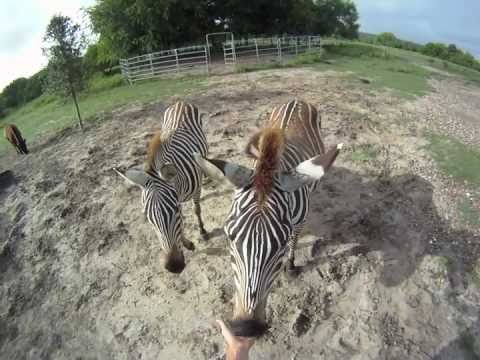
4,124,28,154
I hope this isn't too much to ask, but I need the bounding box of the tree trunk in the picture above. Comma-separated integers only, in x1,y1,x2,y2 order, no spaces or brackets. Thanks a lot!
70,85,84,131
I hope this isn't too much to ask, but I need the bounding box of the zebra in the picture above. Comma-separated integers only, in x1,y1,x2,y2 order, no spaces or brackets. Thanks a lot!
195,100,342,336
114,101,209,274
4,124,29,154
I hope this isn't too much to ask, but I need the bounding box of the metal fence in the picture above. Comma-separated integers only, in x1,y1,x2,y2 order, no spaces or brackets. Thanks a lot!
223,35,322,64
119,35,322,83
120,45,208,84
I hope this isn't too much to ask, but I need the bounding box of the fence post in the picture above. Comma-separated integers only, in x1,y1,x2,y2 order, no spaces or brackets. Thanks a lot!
205,46,209,75
295,37,298,55
255,39,259,62
149,53,154,76
174,49,180,73
121,59,132,85
277,38,282,61
308,36,311,50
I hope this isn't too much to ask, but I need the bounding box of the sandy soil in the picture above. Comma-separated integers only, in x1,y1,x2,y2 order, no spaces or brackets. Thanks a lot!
1,68,479,360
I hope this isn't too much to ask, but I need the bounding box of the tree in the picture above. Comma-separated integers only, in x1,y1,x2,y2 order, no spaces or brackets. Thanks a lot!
43,15,86,130
2,78,29,108
376,32,399,48
87,0,360,58
89,0,210,59
310,0,359,38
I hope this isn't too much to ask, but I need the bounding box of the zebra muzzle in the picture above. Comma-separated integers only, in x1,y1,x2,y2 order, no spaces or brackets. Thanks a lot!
162,249,186,274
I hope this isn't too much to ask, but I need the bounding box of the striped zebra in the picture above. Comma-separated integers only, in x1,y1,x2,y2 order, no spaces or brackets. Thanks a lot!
196,100,342,336
114,101,208,274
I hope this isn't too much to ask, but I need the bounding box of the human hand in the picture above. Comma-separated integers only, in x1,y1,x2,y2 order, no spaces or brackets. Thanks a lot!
216,319,254,360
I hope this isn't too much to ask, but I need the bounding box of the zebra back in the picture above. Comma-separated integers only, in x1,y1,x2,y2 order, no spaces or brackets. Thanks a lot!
146,101,208,202
267,99,325,170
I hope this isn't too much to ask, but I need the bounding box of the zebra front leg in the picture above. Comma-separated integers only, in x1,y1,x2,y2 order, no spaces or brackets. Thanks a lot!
193,189,208,241
286,224,304,276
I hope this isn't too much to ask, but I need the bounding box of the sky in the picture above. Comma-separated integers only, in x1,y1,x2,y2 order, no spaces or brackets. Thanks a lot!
354,0,480,57
0,0,95,91
1,0,480,91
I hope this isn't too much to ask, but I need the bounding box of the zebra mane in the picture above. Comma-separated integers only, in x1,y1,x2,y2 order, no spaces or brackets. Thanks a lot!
252,127,285,205
145,131,163,173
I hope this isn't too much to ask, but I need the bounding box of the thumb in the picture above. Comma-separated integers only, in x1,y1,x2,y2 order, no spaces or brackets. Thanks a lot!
215,319,228,334
215,319,235,342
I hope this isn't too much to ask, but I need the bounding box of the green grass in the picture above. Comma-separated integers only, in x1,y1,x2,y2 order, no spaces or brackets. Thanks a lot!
436,256,455,273
472,258,480,288
458,198,480,227
349,143,379,163
0,75,206,154
236,42,433,98
314,43,433,98
425,133,480,187
236,62,281,73
88,73,125,93
425,132,480,230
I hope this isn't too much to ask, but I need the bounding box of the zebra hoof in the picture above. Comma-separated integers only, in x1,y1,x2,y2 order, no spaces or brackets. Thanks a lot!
200,230,209,241
286,264,301,278
182,240,195,251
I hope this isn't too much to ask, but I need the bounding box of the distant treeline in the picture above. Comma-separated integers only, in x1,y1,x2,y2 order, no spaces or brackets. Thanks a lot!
87,0,359,63
0,70,47,118
360,32,480,71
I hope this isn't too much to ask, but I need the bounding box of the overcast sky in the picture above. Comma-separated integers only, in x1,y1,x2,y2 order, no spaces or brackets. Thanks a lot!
354,0,480,57
0,0,94,91
1,0,480,91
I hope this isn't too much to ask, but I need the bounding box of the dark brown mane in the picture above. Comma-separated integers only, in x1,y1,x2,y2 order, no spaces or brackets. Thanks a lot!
253,128,285,205
145,131,163,173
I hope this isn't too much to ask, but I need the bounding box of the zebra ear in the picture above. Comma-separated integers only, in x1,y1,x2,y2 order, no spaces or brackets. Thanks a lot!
113,167,150,188
194,154,252,188
159,163,177,183
279,144,343,192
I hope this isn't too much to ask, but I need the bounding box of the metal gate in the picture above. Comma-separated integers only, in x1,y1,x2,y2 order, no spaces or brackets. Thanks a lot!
206,32,235,72
223,40,236,65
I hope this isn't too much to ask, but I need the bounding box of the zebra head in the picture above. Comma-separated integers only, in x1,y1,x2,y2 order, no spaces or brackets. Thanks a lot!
196,129,342,337
114,165,190,274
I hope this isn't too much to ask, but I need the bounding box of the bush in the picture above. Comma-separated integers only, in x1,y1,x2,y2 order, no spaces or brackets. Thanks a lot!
323,42,395,60
288,50,325,65
88,73,125,93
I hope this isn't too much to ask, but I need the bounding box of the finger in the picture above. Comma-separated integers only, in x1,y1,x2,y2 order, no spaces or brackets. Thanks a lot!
215,319,228,333
216,319,234,342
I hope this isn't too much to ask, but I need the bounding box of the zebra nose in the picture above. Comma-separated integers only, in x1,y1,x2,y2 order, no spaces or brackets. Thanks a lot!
163,251,186,274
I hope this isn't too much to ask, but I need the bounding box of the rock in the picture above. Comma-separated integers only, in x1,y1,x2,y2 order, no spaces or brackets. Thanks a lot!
210,110,229,117
291,310,311,337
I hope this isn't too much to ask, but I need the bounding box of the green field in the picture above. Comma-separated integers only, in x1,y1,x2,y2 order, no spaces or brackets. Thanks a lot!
425,133,480,188
240,40,480,98
0,75,205,154
425,132,480,226
2,41,480,155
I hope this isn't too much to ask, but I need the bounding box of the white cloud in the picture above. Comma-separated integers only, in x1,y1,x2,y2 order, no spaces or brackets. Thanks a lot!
0,0,95,91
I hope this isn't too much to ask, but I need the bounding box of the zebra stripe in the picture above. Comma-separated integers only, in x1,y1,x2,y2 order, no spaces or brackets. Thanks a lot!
226,100,324,319
141,101,208,255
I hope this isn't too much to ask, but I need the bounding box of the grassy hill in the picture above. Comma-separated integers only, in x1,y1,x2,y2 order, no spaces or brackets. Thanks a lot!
1,40,480,155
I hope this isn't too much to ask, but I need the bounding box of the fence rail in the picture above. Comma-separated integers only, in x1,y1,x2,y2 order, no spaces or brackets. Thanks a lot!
120,35,322,83
223,35,322,63
120,45,208,84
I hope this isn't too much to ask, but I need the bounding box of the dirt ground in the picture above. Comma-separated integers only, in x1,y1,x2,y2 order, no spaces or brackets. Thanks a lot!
1,68,479,360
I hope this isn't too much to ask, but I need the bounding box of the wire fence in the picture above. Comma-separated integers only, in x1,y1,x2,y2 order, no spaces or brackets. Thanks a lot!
120,35,322,84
